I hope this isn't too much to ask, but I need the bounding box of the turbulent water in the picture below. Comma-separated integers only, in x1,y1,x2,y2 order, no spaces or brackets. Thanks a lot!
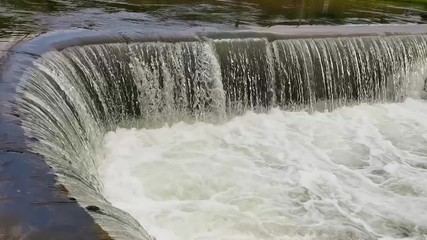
99,98,427,240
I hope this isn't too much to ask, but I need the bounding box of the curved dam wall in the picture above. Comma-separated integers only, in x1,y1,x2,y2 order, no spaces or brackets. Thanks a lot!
1,26,427,239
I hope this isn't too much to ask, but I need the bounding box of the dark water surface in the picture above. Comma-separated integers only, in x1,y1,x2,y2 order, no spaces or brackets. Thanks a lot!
1,0,427,38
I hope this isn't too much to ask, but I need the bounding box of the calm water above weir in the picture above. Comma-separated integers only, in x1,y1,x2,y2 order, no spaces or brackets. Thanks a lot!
1,0,427,37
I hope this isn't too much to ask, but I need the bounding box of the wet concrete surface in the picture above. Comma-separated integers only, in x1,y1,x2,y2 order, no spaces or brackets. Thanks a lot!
0,36,112,240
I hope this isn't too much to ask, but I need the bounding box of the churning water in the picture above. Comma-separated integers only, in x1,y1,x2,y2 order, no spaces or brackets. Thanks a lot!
99,98,427,240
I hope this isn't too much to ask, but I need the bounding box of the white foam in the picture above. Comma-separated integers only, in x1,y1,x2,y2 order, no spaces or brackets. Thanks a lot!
98,99,427,240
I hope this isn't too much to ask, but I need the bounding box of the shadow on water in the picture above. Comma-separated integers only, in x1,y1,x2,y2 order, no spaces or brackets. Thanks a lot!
1,0,427,37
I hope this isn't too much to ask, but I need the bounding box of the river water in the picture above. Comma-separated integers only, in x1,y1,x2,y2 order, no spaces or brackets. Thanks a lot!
99,98,427,240
1,0,427,37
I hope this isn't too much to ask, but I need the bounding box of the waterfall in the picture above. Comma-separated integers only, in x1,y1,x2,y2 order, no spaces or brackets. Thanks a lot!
16,34,427,239
272,36,427,110
214,38,275,114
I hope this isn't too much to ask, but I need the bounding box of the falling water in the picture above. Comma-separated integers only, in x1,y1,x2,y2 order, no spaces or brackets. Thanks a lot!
214,38,275,114
272,36,427,110
16,34,427,239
